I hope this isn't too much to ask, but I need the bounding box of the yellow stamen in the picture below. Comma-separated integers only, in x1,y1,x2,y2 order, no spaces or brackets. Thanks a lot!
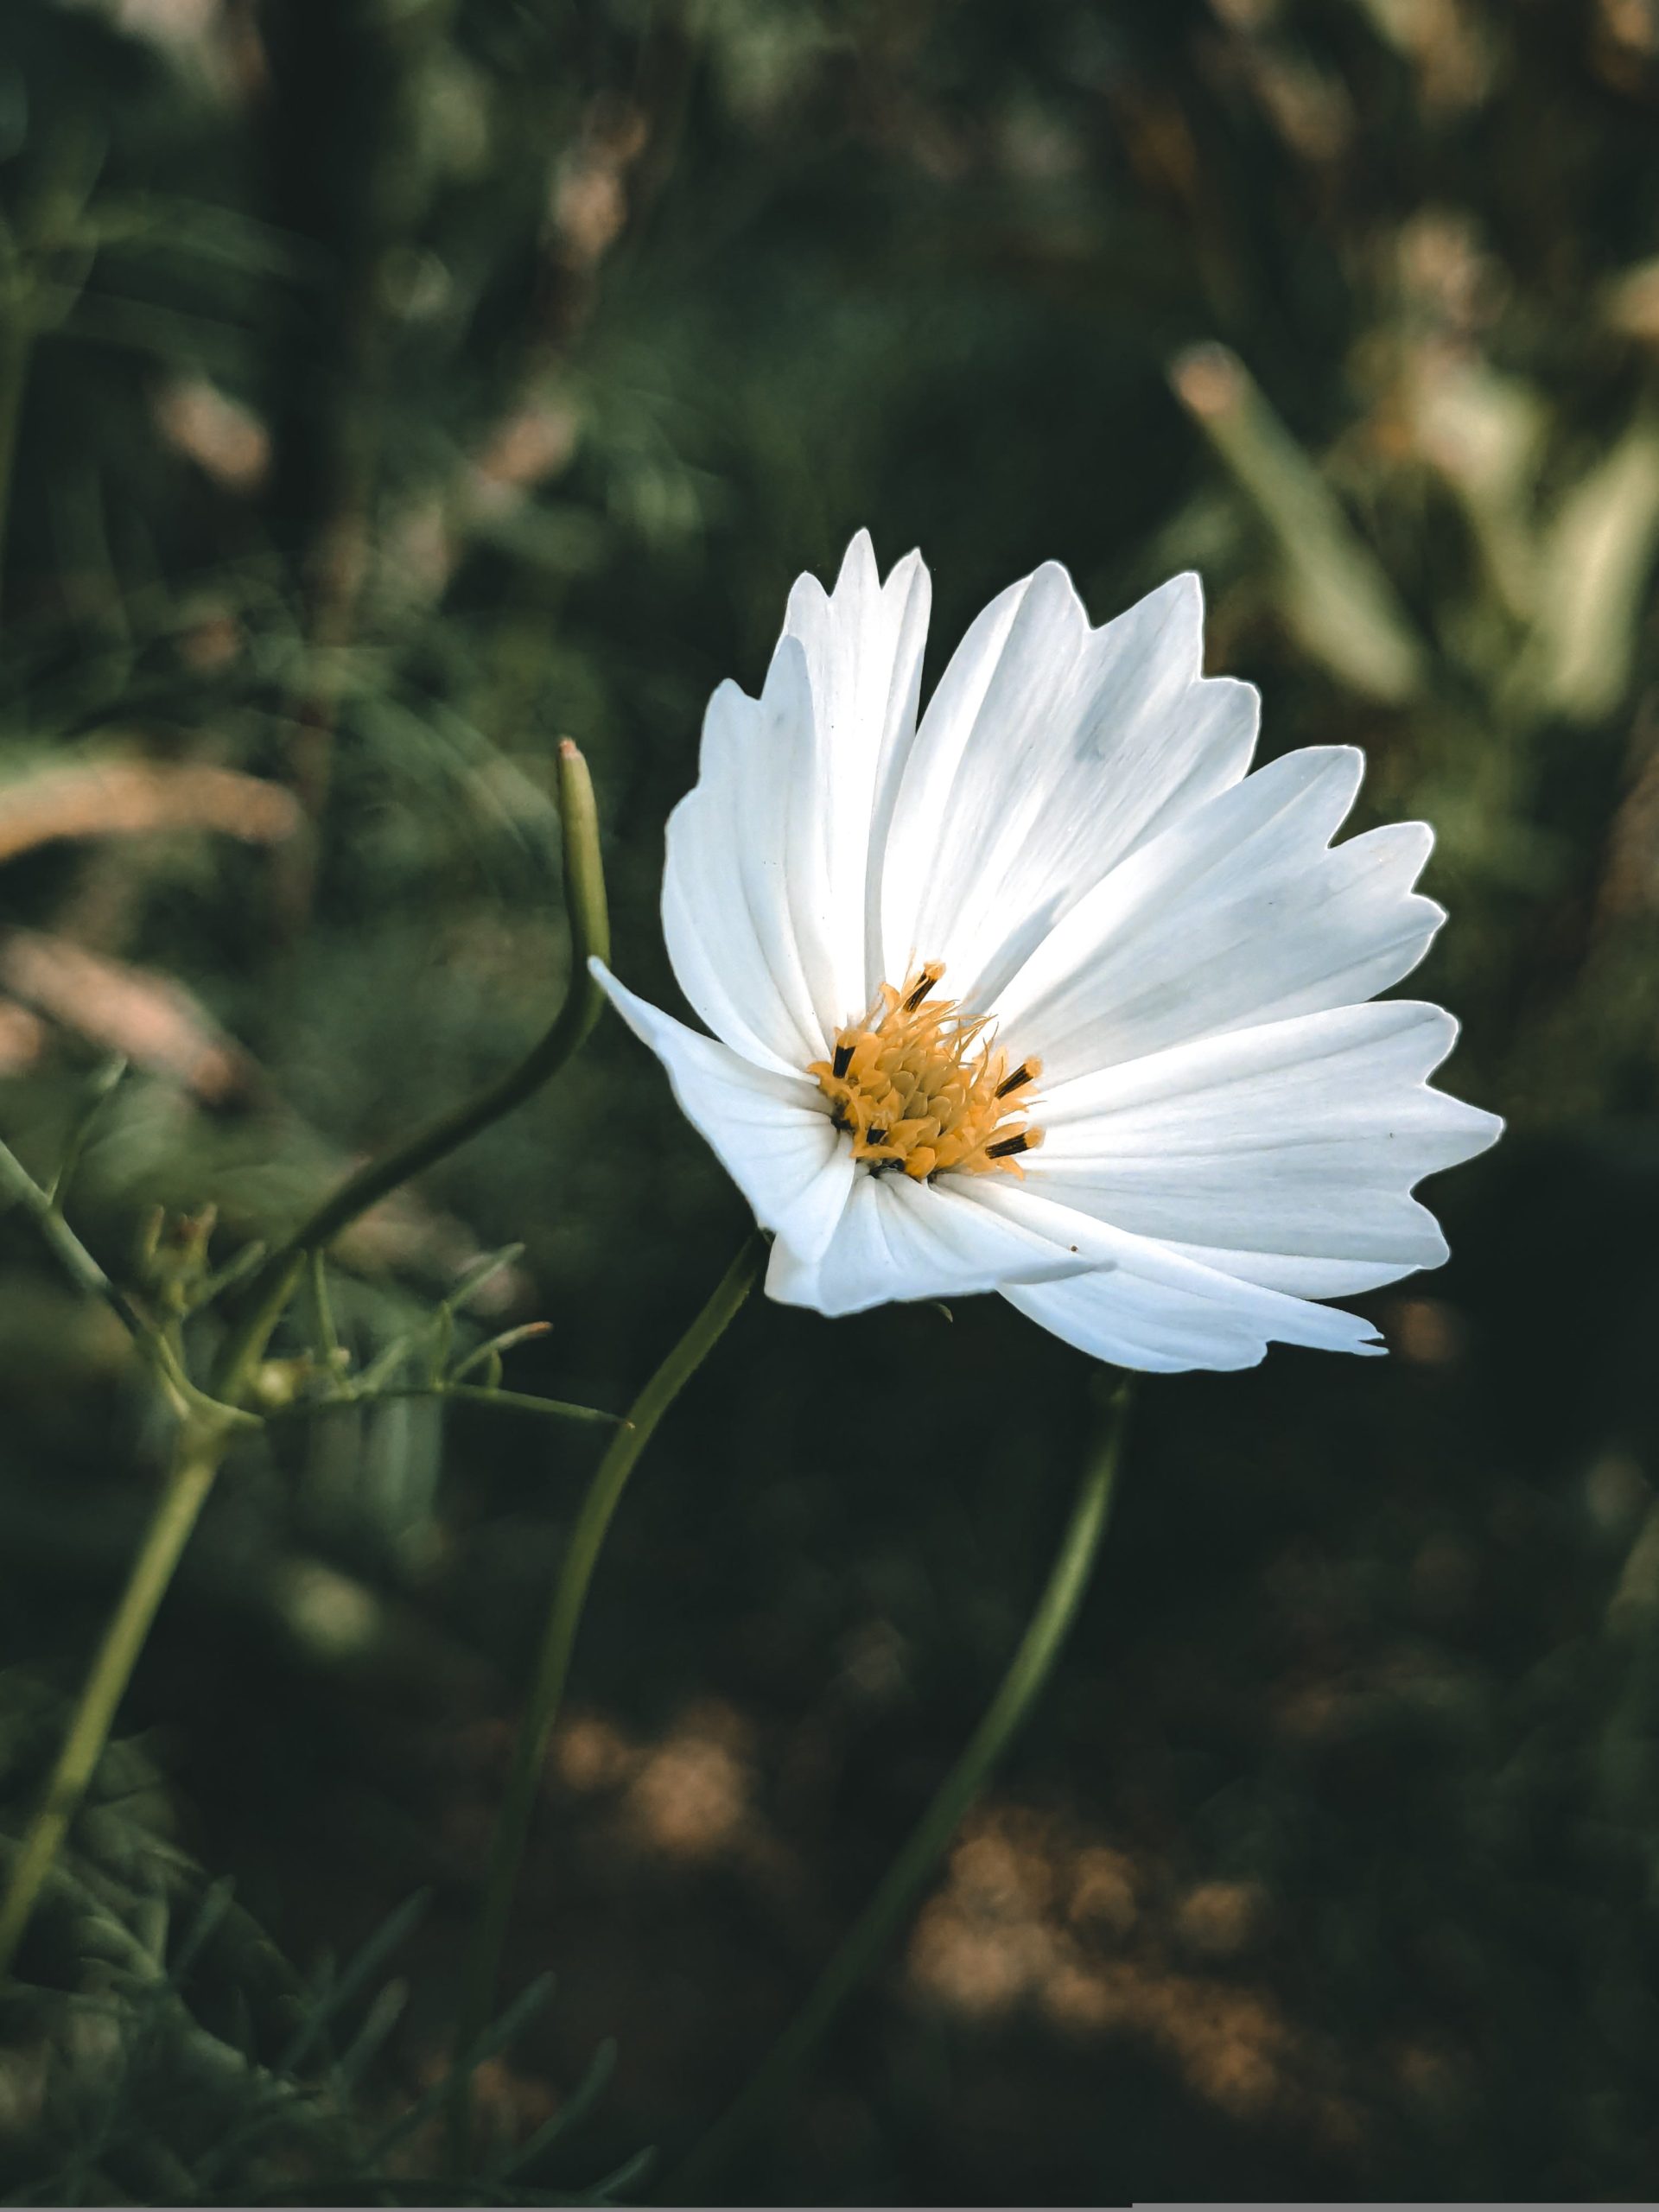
808,964,1045,1181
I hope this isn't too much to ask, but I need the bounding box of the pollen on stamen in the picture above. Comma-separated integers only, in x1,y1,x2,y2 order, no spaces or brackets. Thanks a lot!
988,1129,1042,1159
903,963,944,1014
807,963,1045,1182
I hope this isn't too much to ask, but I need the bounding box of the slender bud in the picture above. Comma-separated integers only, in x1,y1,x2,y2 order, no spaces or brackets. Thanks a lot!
556,739,609,1050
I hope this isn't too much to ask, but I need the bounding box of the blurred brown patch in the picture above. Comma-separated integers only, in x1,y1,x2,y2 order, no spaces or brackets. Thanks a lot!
1065,1844,1140,1939
1175,1878,1270,1961
0,759,298,867
553,101,650,269
1359,0,1495,112
909,1899,1061,2020
1385,1295,1469,1367
153,376,271,493
474,400,581,508
622,1702,755,1863
1595,0,1659,88
0,931,254,1104
554,1713,642,1796
903,1804,1357,2150
0,1000,46,1076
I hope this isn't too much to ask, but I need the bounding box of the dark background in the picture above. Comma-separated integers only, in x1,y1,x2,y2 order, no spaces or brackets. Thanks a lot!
2,0,1658,2202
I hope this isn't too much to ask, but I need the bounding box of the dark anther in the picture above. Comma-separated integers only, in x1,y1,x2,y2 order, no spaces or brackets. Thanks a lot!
903,968,942,1013
995,1062,1034,1098
988,1131,1031,1158
832,1041,854,1078
867,1127,888,1146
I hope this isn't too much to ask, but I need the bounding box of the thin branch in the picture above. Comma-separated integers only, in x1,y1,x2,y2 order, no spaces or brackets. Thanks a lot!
268,1381,623,1429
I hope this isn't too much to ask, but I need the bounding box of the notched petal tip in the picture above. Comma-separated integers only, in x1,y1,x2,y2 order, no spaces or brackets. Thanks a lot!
843,524,877,567
1162,567,1205,612
823,526,882,604
884,542,931,594
1304,741,1368,810
761,627,812,703
1024,557,1089,630
1445,1099,1505,1160
784,568,831,629
1129,566,1205,637
825,529,932,609
1389,1002,1503,1154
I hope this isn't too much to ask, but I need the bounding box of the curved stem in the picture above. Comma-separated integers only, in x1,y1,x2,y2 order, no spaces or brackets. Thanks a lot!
213,738,608,1395
665,1376,1133,2205
0,1428,224,1974
447,1229,769,2174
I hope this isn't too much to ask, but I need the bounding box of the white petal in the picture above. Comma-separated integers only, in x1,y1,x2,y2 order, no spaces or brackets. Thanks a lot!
976,1179,1388,1370
778,531,932,1022
766,1170,1090,1319
662,534,933,1069
996,747,1447,1083
662,644,830,1075
1003,1271,1275,1372
594,962,852,1262
877,569,1258,1006
1027,1000,1502,1298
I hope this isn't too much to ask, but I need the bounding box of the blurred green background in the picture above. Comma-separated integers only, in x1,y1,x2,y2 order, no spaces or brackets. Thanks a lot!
3,0,1659,2201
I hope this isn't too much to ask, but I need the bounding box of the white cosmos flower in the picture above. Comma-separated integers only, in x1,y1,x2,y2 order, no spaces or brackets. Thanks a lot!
594,532,1502,1372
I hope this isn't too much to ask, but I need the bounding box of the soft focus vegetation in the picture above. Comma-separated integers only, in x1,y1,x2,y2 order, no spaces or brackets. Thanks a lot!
2,0,1658,2201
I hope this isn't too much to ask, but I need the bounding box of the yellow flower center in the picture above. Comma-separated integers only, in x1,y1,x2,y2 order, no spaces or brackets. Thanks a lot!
808,963,1044,1182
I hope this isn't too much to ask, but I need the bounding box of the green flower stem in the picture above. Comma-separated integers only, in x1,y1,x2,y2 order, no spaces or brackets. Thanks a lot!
447,1228,769,2175
431,1382,617,1424
0,741,610,1976
213,737,609,1396
665,1376,1133,2206
267,1382,623,1427
0,1130,150,1343
0,1426,224,1974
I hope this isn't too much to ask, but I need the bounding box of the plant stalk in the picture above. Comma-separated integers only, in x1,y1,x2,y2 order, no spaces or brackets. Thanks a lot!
0,1131,149,1340
213,740,607,1396
447,1228,769,2174
0,1426,225,1974
665,1376,1133,2204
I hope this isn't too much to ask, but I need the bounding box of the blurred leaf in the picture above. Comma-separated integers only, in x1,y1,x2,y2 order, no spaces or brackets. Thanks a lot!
1409,353,1547,624
1519,409,1659,726
1171,343,1428,703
